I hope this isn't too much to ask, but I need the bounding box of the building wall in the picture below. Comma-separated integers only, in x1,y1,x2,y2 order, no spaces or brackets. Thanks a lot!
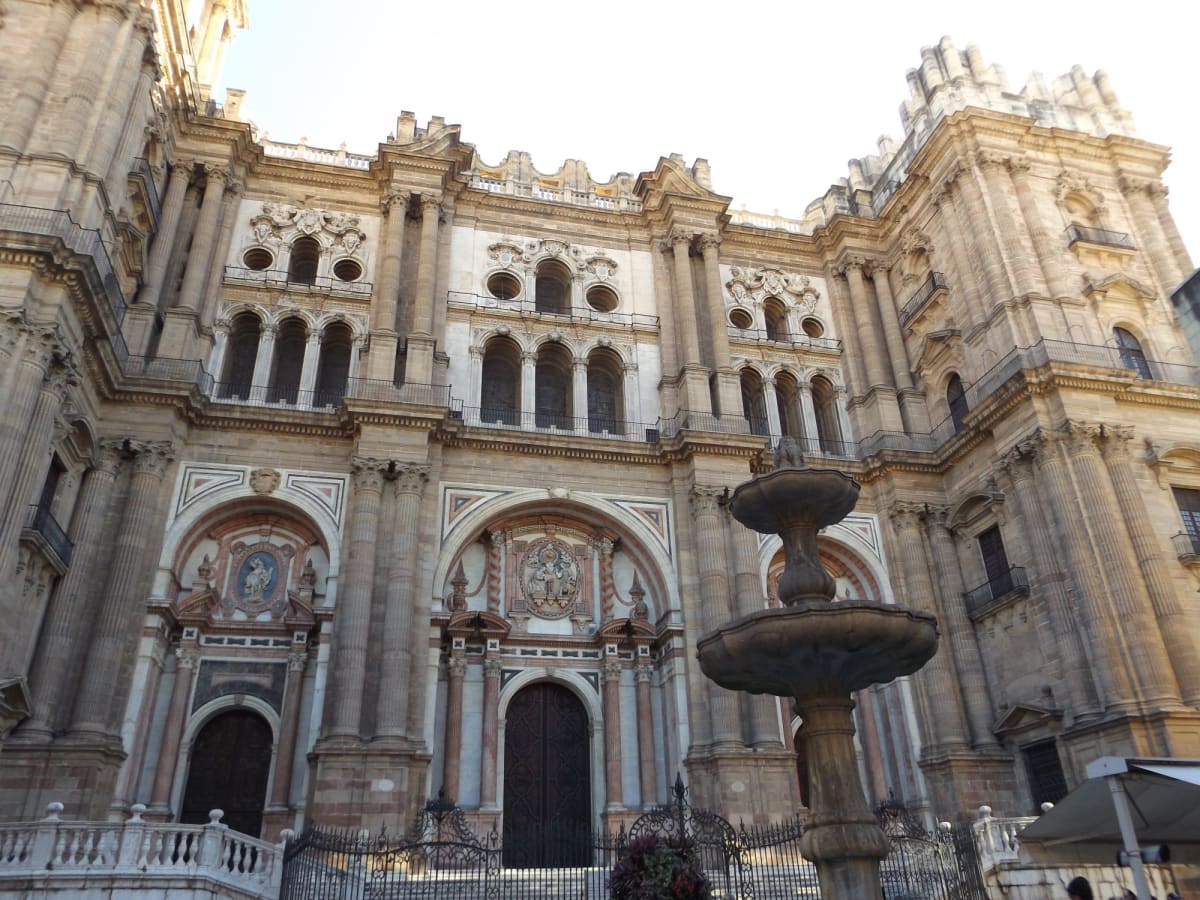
0,0,1197,839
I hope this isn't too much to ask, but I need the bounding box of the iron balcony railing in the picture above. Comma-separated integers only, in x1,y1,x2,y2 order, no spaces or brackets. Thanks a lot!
24,504,73,567
0,203,126,325
1065,224,1136,250
1172,531,1200,560
725,326,843,351
964,567,1029,619
223,265,373,297
458,406,657,442
129,158,161,223
899,271,949,326
447,291,660,329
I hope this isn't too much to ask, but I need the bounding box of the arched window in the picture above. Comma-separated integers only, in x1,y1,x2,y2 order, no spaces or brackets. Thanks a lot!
314,322,352,406
775,372,804,440
1114,327,1152,379
586,348,624,434
269,317,306,403
947,373,969,432
535,342,573,428
812,376,842,452
220,312,261,399
740,368,769,436
288,236,320,284
481,337,521,425
763,297,788,342
535,259,571,315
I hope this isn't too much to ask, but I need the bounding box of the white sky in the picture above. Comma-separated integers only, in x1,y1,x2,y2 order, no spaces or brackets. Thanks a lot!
219,0,1199,265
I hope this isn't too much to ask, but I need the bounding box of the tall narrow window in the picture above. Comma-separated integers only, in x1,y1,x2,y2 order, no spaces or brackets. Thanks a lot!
269,317,306,403
38,455,66,515
481,337,521,425
220,313,261,399
812,376,842,452
775,372,804,440
1174,488,1200,554
586,348,624,434
763,297,788,342
288,236,320,284
740,368,769,436
535,259,571,315
977,525,1013,597
314,322,352,406
1114,327,1152,379
947,373,968,432
535,342,573,428
1023,739,1068,812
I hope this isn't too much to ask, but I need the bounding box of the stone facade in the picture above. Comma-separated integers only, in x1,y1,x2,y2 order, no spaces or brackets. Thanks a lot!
0,1,1197,843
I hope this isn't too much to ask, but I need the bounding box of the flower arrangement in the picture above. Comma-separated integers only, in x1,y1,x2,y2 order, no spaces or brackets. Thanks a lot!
608,834,713,899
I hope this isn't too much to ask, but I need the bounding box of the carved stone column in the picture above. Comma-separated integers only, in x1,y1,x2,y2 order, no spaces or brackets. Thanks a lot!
270,650,308,809
248,324,277,398
886,504,969,750
69,440,175,740
855,689,890,804
298,330,322,403
1098,426,1199,703
761,377,781,439
1008,160,1073,299
175,164,228,314
1120,176,1181,290
598,538,616,622
825,271,867,398
933,183,988,330
0,323,59,518
19,446,122,737
977,151,1040,302
842,260,892,390
797,383,820,443
635,663,657,807
602,655,624,810
572,357,588,433
865,263,913,392
0,0,74,152
368,189,409,381
324,457,386,741
697,234,731,371
520,352,536,428
136,162,192,313
922,507,999,749
1148,184,1193,277
49,0,129,160
199,177,244,330
669,231,702,370
406,194,442,384
442,653,467,802
690,485,741,748
1061,423,1179,705
479,654,501,808
376,464,429,739
148,646,200,813
486,532,503,612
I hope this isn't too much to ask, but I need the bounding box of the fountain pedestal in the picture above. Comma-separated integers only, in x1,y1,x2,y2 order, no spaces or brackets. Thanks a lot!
696,461,938,899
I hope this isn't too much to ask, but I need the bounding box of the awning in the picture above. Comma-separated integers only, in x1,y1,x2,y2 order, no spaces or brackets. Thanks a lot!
1020,756,1200,844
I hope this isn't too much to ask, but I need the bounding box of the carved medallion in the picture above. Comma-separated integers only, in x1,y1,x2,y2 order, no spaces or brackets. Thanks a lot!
520,538,580,619
249,467,281,494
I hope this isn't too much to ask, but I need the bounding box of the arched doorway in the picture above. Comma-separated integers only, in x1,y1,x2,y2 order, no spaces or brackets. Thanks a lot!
180,709,273,837
502,682,590,867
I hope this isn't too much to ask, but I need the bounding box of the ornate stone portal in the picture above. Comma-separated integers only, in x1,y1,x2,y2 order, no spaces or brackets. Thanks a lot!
697,453,938,899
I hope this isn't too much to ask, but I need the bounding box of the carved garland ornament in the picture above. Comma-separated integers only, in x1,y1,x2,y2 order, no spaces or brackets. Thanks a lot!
520,537,581,619
249,202,367,252
486,239,618,280
725,266,819,311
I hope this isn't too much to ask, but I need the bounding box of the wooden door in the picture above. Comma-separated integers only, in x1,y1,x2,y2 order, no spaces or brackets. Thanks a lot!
502,682,590,867
180,709,273,837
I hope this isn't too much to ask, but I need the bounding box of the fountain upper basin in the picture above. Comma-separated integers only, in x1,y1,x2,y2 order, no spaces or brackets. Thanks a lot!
728,466,860,535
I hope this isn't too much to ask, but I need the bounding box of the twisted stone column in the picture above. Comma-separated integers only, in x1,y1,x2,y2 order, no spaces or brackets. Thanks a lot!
486,532,503,612
270,650,309,808
137,162,192,312
886,504,969,750
690,485,741,748
1098,426,1200,703
480,655,501,808
325,457,386,740
842,260,892,390
148,647,200,811
69,440,174,739
20,447,122,736
441,654,467,801
922,507,999,749
602,656,624,809
375,463,429,739
368,189,409,380
1061,423,1179,705
635,663,657,807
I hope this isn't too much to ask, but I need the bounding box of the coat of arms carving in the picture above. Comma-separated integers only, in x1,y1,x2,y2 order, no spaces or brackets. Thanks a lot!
520,538,580,619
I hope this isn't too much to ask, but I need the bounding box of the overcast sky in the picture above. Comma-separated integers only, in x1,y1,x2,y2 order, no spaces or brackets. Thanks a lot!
219,0,1198,267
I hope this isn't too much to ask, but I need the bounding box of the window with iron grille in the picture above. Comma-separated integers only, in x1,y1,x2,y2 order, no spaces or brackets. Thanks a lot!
1174,487,1200,554
977,525,1012,597
1023,739,1068,811
1114,327,1152,379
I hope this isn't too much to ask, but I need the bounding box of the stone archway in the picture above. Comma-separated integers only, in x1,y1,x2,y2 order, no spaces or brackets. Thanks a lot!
180,709,273,837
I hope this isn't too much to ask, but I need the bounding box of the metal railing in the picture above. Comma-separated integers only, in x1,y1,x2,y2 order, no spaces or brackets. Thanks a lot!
657,410,757,438
447,291,660,328
224,264,373,297
345,378,451,407
899,271,949,325
128,158,161,222
1172,531,1200,559
1065,224,1136,250
0,203,126,325
211,382,350,408
458,406,656,442
726,326,843,351
23,505,73,567
963,567,1029,619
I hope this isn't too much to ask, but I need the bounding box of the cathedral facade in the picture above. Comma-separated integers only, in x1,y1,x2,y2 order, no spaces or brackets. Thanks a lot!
0,0,1198,844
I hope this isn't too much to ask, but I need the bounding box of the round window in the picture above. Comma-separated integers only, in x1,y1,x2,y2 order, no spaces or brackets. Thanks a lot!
487,272,522,301
243,248,273,271
801,317,824,338
333,258,363,282
729,308,754,329
585,285,618,312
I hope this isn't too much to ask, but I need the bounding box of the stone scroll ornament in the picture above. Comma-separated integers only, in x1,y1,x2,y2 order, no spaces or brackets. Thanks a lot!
520,537,580,619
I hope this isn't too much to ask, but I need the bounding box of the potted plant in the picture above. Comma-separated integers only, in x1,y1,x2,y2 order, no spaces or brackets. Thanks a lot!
609,833,713,899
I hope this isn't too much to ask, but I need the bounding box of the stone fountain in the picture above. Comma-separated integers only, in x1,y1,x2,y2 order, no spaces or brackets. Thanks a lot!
696,448,939,899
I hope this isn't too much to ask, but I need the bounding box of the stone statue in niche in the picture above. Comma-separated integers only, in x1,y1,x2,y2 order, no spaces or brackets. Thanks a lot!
522,538,580,619
239,552,277,603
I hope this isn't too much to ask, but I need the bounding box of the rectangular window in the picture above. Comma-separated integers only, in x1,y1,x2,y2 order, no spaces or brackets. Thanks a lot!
1023,739,1068,811
977,525,1012,595
1174,488,1200,554
39,455,66,514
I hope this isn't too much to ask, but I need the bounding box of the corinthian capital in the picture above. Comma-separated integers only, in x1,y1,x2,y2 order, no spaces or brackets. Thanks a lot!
689,484,726,518
696,233,721,253
668,228,694,249
419,193,442,214
393,463,430,496
350,456,389,492
129,440,176,477
1097,423,1135,460
887,500,925,531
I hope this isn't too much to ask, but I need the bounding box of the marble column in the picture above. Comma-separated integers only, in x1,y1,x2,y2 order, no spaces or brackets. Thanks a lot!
690,485,741,748
602,656,624,810
1008,160,1074,299
996,449,1098,716
248,325,277,400
855,689,890,804
842,260,892,390
324,457,386,740
572,358,588,433
298,331,322,403
762,378,782,439
798,384,820,444
1121,176,1181,290
85,10,150,179
20,447,122,737
866,263,913,392
442,654,467,802
886,504,970,750
69,440,174,739
1061,423,1179,704
1027,430,1136,709
520,352,536,428
635,663,657,807
479,655,501,808
269,650,308,809
375,464,429,739
367,189,408,381
623,364,641,428
486,533,503,612
956,165,1013,308
148,646,200,812
922,507,999,749
1098,427,1199,703
136,162,192,313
